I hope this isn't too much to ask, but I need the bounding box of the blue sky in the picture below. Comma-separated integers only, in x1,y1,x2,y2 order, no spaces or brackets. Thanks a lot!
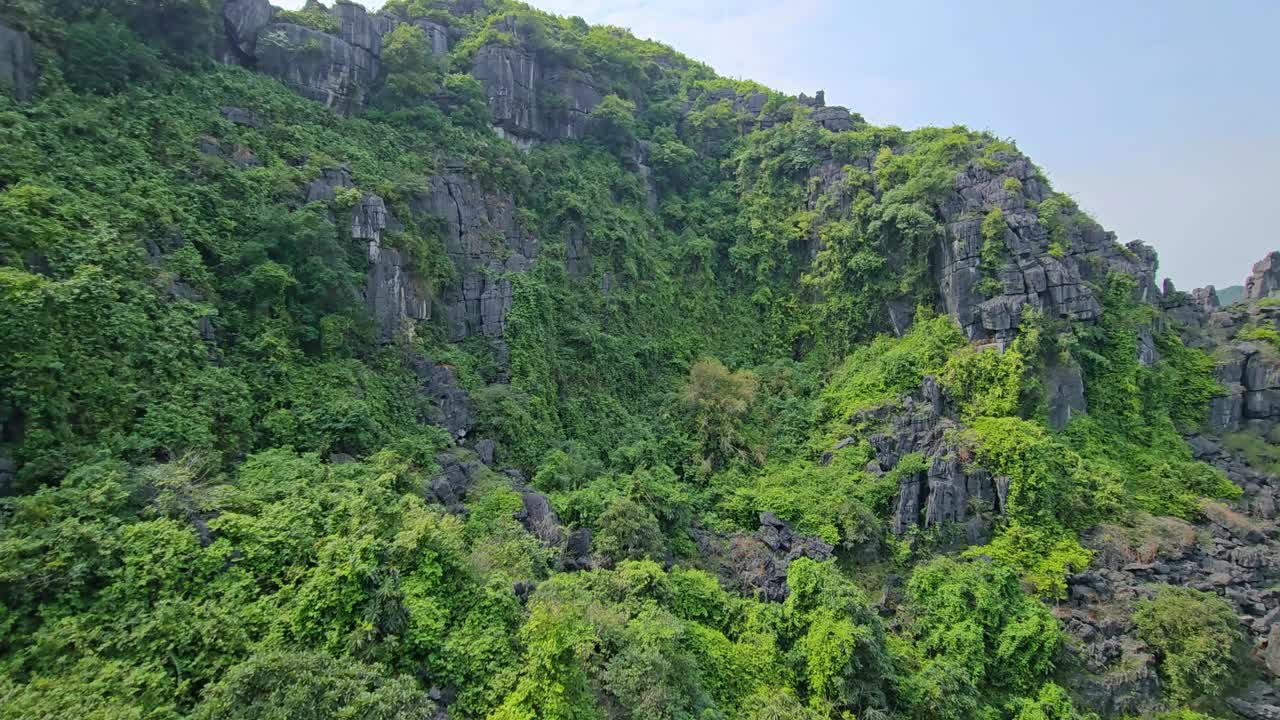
280,0,1279,290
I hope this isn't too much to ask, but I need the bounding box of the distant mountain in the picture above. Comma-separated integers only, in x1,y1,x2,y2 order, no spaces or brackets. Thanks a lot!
1218,284,1245,306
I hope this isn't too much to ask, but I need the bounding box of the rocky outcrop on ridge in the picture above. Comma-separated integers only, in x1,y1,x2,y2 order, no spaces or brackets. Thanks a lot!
221,0,388,116
470,17,604,145
1247,252,1280,302
934,155,1159,344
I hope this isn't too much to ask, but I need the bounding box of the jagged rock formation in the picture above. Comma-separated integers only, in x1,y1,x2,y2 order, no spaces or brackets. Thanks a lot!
1248,251,1280,301
470,17,604,145
824,377,1003,541
936,155,1159,343
221,0,387,116
411,172,538,342
1060,434,1280,715
0,22,36,102
690,512,835,602
299,163,538,345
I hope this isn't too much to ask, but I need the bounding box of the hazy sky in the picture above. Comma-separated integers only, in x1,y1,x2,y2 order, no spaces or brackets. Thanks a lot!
280,0,1278,290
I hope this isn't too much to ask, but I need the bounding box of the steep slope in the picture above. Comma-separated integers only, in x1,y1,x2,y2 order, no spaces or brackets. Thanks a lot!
0,1,1275,719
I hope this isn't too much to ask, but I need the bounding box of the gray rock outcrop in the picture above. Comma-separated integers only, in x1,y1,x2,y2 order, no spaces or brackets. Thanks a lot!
411,173,538,341
933,155,1143,342
412,20,449,57
690,512,834,602
1248,251,1280,301
1061,434,1280,715
220,0,275,62
410,356,472,440
0,22,37,102
470,18,603,143
843,377,1001,541
254,23,380,116
346,191,430,343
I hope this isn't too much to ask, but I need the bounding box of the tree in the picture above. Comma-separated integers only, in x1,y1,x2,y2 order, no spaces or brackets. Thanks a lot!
589,95,638,154
594,496,665,564
680,358,759,472
1134,586,1240,703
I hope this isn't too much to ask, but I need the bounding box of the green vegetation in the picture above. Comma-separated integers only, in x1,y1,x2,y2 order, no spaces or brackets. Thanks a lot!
0,0,1249,718
1134,587,1241,703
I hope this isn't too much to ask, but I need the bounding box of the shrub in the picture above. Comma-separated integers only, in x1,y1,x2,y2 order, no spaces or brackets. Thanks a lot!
1133,586,1240,703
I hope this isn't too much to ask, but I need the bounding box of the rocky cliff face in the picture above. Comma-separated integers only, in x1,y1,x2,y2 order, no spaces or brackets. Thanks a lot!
221,0,388,116
935,154,1158,344
0,22,36,102
1050,253,1280,716
410,172,538,342
470,19,604,145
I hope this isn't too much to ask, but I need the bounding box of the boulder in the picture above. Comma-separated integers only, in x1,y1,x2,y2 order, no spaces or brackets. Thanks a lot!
516,490,564,546
221,0,274,61
0,22,37,102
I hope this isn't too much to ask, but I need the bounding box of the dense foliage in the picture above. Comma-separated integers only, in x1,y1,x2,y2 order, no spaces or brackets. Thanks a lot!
0,1,1247,718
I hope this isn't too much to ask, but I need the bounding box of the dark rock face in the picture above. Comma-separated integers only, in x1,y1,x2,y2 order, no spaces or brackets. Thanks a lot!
254,23,380,116
219,106,265,128
218,0,398,116
425,447,486,513
1046,362,1088,431
811,106,855,132
1247,251,1280,301
0,22,37,102
516,490,565,546
413,20,449,57
0,453,15,497
350,192,431,343
844,377,1001,541
302,166,534,345
219,0,274,62
303,166,354,204
1208,342,1280,434
931,155,1153,343
411,174,538,341
691,513,834,602
410,356,472,440
470,19,603,144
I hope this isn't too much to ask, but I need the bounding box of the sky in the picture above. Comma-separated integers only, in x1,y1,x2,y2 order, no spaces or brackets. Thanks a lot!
280,0,1279,290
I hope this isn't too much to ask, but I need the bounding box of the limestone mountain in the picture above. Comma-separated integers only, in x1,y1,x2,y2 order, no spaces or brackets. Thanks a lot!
0,1,1276,719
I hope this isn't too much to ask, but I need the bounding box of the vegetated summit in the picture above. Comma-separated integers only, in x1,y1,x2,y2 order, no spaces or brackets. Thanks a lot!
1,1,1278,718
